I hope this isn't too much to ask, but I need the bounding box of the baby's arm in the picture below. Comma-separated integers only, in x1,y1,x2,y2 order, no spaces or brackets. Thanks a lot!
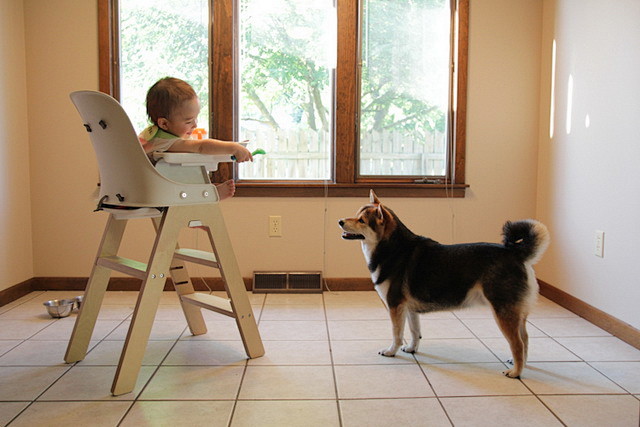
169,138,253,162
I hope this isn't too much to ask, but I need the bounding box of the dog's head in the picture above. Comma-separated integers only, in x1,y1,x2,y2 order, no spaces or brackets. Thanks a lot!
338,190,397,242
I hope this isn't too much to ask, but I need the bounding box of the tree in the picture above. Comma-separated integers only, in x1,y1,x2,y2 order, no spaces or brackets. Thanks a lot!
119,4,209,131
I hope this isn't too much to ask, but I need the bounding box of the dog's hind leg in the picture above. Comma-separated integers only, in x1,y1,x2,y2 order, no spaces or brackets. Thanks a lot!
493,309,526,378
520,316,529,364
401,310,420,353
379,304,406,357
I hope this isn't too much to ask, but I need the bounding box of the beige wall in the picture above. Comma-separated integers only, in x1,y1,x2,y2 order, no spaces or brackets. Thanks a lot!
7,1,543,289
536,0,640,329
8,0,637,330
0,0,33,291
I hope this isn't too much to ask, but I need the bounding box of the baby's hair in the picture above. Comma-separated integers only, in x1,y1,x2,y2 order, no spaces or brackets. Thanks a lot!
146,77,197,125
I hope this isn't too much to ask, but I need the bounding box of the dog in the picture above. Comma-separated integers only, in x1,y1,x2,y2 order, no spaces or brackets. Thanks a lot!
338,190,550,378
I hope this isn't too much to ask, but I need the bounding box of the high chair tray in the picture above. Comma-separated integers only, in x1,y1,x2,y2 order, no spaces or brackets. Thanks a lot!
153,151,233,172
153,152,232,169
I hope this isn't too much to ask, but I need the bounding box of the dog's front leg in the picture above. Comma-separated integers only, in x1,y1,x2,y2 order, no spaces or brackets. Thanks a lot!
379,305,405,357
401,310,421,353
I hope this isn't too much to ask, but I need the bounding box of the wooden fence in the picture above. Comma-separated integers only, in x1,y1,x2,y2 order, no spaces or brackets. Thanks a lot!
238,128,446,179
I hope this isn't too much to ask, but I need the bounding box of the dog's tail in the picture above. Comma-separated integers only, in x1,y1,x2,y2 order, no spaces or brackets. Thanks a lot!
502,220,550,265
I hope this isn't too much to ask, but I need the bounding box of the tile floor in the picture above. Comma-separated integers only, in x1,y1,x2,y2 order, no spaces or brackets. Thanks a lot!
0,290,638,426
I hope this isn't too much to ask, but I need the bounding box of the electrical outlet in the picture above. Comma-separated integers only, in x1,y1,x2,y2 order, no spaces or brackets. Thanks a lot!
269,215,282,237
594,230,604,258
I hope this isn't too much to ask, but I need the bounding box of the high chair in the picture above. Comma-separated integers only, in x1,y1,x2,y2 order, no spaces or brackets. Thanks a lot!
65,90,264,396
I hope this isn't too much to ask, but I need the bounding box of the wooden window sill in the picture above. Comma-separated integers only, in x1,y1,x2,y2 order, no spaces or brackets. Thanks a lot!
233,182,468,198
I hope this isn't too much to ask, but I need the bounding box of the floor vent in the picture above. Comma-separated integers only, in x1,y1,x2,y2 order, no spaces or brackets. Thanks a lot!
253,271,323,293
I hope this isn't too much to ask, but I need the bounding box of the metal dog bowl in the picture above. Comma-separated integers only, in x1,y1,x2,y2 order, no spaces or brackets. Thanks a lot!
43,299,76,318
74,295,84,310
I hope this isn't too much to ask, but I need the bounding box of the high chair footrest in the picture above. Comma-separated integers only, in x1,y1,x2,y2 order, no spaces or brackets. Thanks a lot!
97,256,147,279
174,248,219,268
181,293,234,317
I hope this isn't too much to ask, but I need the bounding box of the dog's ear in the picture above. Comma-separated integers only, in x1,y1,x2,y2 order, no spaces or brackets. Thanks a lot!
377,204,397,238
376,204,385,222
369,189,381,205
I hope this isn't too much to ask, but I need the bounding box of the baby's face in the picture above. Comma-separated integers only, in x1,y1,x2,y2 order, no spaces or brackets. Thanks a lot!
165,97,201,138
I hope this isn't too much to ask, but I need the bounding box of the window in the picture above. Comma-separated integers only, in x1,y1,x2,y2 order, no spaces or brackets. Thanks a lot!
237,0,336,181
99,0,467,197
359,0,450,178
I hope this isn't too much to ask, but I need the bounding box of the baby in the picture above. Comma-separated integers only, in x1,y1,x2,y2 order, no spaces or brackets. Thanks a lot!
139,77,252,200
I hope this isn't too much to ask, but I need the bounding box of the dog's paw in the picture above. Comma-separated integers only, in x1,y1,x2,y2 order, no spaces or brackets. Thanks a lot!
502,368,521,379
378,347,398,357
506,358,514,365
401,344,417,354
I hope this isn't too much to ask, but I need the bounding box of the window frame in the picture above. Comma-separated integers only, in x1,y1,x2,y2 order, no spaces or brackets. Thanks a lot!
98,0,468,197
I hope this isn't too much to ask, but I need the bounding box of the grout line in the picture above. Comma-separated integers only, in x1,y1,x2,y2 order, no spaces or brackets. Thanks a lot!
322,291,344,427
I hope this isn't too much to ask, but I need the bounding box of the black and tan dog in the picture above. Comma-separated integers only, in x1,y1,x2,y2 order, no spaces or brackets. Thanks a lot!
338,191,550,378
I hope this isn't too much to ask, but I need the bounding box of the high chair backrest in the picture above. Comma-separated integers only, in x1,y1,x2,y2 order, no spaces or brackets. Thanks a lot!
70,91,218,207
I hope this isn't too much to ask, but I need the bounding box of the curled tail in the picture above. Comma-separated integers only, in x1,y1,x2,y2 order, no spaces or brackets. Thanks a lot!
502,219,550,264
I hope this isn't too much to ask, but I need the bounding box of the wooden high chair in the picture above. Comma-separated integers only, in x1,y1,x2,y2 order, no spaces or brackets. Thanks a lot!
65,90,264,396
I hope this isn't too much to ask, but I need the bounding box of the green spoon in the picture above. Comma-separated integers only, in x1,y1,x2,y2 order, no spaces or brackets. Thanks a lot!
231,148,266,161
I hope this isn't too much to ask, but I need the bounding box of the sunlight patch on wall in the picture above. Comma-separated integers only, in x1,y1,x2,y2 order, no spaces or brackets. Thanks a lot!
549,39,556,139
566,73,573,135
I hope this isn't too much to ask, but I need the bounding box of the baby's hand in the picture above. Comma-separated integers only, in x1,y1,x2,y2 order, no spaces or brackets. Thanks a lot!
231,143,253,162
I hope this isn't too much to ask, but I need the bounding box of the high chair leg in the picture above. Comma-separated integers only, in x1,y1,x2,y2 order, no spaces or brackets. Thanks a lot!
65,215,127,363
168,256,207,335
202,204,264,359
151,216,207,335
111,208,183,396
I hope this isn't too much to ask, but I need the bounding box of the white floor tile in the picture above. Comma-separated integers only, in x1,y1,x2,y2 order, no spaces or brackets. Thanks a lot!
413,338,501,364
441,396,562,426
0,366,70,400
590,361,640,393
39,365,155,401
9,401,131,427
423,363,531,397
140,365,244,400
340,398,450,427
232,400,340,427
335,364,434,399
162,340,248,365
0,402,30,426
0,340,94,366
122,400,234,427
264,293,324,305
521,362,627,394
247,340,332,365
555,337,640,361
106,319,187,341
328,319,393,341
259,320,328,340
239,365,335,400
540,395,640,427
0,318,55,340
529,317,612,337
80,340,173,366
331,340,416,365
260,304,326,321
481,336,581,363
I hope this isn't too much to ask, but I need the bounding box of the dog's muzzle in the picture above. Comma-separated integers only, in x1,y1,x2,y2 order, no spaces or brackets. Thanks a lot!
338,220,365,240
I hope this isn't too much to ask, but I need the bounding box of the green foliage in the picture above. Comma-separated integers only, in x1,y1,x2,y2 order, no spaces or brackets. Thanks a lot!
119,3,209,130
119,0,449,142
239,1,332,132
359,0,448,141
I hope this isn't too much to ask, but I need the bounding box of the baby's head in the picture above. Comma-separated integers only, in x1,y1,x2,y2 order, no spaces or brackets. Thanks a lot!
146,77,200,138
